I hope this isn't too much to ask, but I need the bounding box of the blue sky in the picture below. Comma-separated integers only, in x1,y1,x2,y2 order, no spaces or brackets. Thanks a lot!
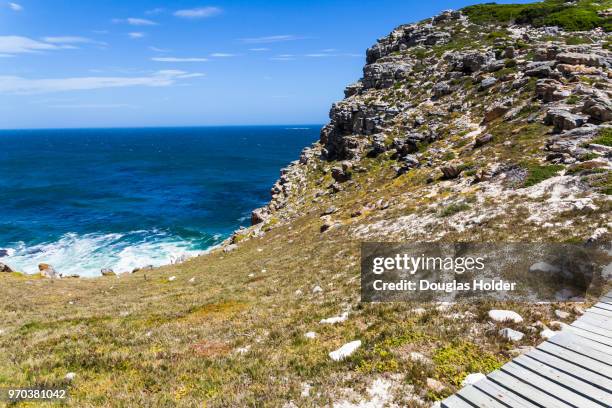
0,0,530,129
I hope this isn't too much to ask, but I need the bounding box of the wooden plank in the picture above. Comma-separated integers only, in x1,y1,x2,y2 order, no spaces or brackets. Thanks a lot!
488,370,574,408
456,385,509,408
565,325,612,347
572,320,612,338
546,333,612,367
441,394,475,408
503,361,605,408
525,349,612,391
600,296,612,304
594,302,612,312
474,378,540,408
540,341,612,375
579,312,612,329
513,356,612,406
588,307,612,318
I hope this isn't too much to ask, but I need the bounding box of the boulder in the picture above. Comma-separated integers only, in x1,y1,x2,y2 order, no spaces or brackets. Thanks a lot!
0,262,13,273
535,79,568,102
500,327,525,342
488,309,523,323
462,373,486,386
432,81,453,97
556,52,603,67
251,207,268,225
440,165,463,179
544,109,587,133
132,265,153,273
101,268,115,276
38,263,59,278
582,96,612,122
479,77,497,90
461,51,496,73
483,99,512,122
329,340,361,361
525,61,555,78
223,244,238,253
473,133,493,148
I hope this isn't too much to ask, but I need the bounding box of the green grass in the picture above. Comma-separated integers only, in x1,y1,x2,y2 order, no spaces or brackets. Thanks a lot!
438,202,470,217
462,0,611,32
592,128,612,147
523,164,564,187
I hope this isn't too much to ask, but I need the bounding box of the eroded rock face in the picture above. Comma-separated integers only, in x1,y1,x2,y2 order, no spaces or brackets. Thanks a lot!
38,263,59,278
0,263,13,273
235,8,611,246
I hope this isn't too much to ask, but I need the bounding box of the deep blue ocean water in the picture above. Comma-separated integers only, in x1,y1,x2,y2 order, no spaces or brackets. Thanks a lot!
0,126,319,276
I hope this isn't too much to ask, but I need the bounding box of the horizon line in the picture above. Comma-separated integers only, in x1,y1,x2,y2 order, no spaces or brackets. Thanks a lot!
0,123,325,132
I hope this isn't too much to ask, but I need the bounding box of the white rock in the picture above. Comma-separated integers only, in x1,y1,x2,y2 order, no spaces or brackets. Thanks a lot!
411,307,426,315
329,340,361,361
223,244,237,253
301,383,311,397
257,248,263,252
65,372,76,381
168,276,176,282
540,329,558,339
320,312,349,324
304,331,317,339
248,273,255,278
261,269,267,273
426,378,445,393
462,373,486,386
312,285,323,294
500,327,525,342
235,345,251,355
409,352,429,363
295,289,303,296
529,262,560,273
488,309,523,323
554,309,570,319
188,277,195,283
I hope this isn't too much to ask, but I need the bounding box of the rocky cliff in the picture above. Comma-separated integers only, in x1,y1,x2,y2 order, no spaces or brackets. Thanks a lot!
246,3,611,246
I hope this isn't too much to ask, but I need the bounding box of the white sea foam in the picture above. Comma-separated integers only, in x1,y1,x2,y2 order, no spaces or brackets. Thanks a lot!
4,231,205,277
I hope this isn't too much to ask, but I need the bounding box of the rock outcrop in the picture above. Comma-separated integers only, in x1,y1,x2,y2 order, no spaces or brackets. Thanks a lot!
243,7,610,251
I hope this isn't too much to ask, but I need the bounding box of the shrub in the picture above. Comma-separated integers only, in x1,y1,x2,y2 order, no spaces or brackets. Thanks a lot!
523,164,564,187
592,128,612,147
462,0,610,32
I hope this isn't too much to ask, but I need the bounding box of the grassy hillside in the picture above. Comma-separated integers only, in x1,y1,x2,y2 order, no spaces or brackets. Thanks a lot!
1,1,611,406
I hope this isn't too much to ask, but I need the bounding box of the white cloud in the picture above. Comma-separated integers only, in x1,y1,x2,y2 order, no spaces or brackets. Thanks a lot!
151,57,208,62
0,36,58,54
113,17,157,26
173,6,222,18
239,35,304,44
0,70,204,94
145,8,165,15
249,48,269,52
270,54,295,61
42,36,107,46
128,32,145,39
210,53,235,57
149,46,170,52
49,103,137,109
305,53,329,57
8,2,22,11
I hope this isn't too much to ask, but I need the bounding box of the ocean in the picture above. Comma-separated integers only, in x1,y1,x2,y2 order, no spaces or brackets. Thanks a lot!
0,126,319,276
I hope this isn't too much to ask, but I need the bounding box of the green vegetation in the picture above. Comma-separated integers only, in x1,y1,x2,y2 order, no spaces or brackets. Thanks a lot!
522,164,564,187
439,202,470,217
592,128,612,147
463,0,611,32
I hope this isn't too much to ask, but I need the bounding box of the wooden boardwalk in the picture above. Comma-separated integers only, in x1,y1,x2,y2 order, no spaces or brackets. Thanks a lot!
442,291,612,408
